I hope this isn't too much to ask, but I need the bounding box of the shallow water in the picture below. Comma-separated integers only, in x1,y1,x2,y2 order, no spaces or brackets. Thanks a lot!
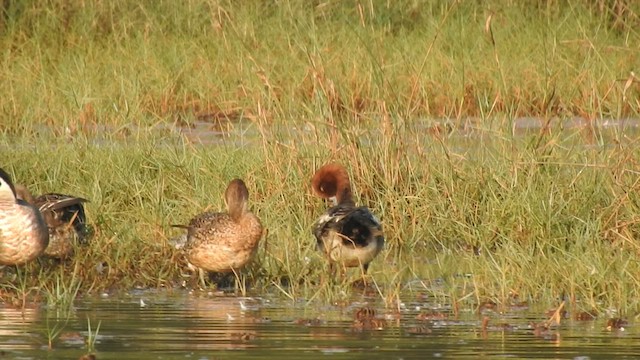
1,289,639,359
21,116,640,148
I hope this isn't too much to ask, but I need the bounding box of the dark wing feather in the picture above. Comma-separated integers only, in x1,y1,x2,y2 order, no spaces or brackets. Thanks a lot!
35,193,89,239
313,205,381,248
36,193,87,211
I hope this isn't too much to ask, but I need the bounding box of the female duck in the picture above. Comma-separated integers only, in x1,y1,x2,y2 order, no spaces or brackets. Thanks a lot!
311,163,384,274
0,168,49,265
175,179,263,276
15,185,89,259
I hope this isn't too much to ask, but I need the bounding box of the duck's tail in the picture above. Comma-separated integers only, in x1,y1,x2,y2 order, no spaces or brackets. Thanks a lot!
171,224,190,230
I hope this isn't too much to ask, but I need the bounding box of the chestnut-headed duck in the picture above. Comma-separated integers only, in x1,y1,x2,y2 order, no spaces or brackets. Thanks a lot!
311,163,384,274
15,185,89,259
0,168,49,265
175,179,263,281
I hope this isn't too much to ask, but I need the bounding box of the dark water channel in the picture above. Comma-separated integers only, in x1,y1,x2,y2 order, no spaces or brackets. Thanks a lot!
1,289,639,359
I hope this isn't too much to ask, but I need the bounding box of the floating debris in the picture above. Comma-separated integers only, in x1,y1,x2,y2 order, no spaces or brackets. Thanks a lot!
293,318,324,326
528,321,559,341
416,311,447,321
508,301,530,311
477,300,497,313
351,317,386,331
354,307,376,320
58,332,85,346
251,317,272,324
383,311,402,321
481,316,515,332
606,318,627,331
231,332,256,342
350,306,386,330
574,311,598,321
317,347,349,354
406,326,433,335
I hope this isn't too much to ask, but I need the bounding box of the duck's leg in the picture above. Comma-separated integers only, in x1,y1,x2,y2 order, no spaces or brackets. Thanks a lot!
328,261,336,284
198,268,207,289
324,261,343,285
352,262,370,288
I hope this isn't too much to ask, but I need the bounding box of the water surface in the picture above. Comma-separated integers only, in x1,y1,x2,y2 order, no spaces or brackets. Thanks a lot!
1,289,638,359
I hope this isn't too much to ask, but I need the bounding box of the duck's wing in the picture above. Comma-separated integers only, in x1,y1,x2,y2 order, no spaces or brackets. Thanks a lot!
35,193,88,214
313,205,382,248
35,193,89,236
180,211,234,240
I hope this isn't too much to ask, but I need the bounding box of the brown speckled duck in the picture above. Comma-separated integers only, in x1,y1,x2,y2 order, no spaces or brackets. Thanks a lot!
311,163,384,274
15,185,89,259
174,179,263,282
0,168,49,265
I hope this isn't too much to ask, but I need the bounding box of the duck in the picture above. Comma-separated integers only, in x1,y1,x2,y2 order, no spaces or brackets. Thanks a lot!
174,179,263,284
311,163,384,275
0,168,49,265
14,185,89,259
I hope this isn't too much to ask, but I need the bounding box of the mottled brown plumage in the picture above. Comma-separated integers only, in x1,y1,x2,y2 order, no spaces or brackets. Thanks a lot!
311,163,384,273
0,169,49,265
176,179,263,274
15,185,89,259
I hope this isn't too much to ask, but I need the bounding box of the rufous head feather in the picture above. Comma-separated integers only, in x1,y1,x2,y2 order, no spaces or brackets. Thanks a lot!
311,163,354,205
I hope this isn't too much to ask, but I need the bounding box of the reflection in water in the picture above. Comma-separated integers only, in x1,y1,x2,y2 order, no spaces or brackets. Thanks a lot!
0,290,639,359
0,305,42,351
180,295,263,350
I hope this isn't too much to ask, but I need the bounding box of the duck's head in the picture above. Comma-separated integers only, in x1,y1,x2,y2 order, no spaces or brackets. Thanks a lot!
311,163,353,205
225,178,250,221
0,168,17,203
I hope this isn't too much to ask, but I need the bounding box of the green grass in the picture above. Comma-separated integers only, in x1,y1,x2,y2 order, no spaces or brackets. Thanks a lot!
4,118,640,313
0,0,638,134
1,1,640,314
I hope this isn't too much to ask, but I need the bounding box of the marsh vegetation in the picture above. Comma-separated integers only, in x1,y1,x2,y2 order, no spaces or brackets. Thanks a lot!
1,0,640,319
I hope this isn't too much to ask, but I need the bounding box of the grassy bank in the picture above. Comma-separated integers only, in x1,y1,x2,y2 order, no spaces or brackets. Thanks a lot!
1,1,640,314
3,118,640,314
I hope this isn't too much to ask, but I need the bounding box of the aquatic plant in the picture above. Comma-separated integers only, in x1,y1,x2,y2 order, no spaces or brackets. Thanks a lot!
42,271,82,310
43,311,73,350
85,318,101,353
